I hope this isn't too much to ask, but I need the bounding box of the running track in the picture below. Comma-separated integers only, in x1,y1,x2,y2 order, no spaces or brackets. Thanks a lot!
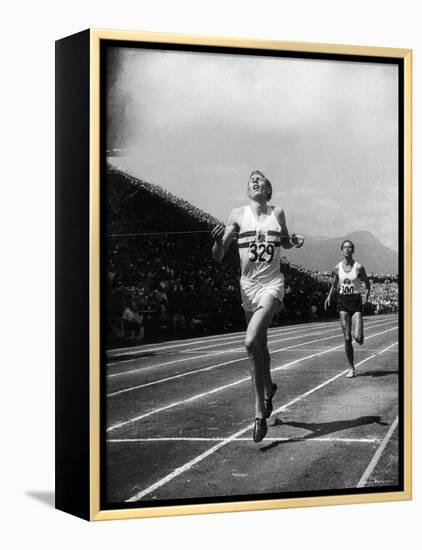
105,314,399,505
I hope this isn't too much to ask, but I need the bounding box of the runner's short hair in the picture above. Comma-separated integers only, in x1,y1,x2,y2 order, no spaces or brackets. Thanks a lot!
341,239,355,253
248,170,272,200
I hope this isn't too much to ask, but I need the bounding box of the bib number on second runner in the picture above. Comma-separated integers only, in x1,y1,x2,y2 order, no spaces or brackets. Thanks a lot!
248,242,275,263
340,284,356,295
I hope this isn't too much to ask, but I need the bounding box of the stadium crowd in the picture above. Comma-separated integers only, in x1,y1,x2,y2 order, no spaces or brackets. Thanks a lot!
368,277,399,314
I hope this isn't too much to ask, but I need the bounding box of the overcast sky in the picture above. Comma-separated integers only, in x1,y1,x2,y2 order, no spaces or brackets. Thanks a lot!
107,46,399,251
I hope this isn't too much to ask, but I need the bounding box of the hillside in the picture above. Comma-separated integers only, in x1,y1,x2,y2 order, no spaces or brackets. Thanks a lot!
283,230,398,275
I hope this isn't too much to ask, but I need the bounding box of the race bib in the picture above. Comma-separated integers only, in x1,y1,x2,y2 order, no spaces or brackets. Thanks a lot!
340,277,356,295
248,241,275,263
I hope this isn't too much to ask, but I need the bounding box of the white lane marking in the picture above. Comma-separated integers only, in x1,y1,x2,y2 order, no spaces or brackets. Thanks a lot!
107,326,341,377
369,342,398,355
107,328,397,428
106,322,340,366
106,321,397,394
171,321,371,354
107,332,245,356
357,415,399,488
107,319,396,379
107,321,333,359
182,350,241,355
107,316,394,365
106,327,308,367
107,315,397,357
106,319,352,358
264,348,397,354
108,437,381,443
107,357,248,397
106,323,396,395
108,349,238,372
125,341,395,502
188,317,396,356
108,337,398,368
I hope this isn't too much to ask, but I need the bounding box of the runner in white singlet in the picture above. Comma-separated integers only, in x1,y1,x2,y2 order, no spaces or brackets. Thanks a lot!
324,240,371,378
237,204,285,312
211,170,304,442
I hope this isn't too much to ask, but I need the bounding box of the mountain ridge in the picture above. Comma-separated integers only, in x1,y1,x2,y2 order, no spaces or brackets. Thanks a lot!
283,230,398,274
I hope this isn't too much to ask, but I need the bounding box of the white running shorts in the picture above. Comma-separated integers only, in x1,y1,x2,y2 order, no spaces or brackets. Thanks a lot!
240,276,284,312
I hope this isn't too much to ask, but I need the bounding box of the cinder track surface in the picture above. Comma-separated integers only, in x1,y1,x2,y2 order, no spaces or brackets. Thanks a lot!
105,314,399,505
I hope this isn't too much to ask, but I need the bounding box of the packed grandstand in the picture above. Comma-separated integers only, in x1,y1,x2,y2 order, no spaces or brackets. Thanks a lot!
106,165,399,347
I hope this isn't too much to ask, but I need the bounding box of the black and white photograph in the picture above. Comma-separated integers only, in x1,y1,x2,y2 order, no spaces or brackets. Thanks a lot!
5,0,421,542
102,41,403,509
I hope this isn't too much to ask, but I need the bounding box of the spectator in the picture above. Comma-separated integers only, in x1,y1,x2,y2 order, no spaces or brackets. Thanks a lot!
122,301,144,341
172,309,186,332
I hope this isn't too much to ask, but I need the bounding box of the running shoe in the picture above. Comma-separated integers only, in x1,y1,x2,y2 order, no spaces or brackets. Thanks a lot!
264,383,278,418
346,367,355,378
253,418,268,442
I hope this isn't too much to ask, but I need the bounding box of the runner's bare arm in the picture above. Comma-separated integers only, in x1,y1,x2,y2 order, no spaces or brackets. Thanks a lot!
358,264,371,305
324,267,339,310
211,208,241,262
274,207,304,249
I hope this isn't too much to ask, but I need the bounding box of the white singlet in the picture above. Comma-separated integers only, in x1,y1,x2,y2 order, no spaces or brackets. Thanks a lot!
237,205,284,311
337,261,361,295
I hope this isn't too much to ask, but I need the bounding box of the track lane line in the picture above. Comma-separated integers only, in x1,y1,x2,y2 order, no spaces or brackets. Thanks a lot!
107,324,345,377
108,437,382,443
164,316,394,355
125,341,396,502
107,328,397,428
107,318,353,358
107,321,338,360
107,315,397,358
106,322,343,367
108,319,396,380
357,415,399,488
107,316,395,366
106,322,397,395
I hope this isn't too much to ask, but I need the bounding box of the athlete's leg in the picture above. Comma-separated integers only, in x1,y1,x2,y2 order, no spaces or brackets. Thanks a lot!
260,329,279,419
244,309,266,420
245,294,281,419
339,311,355,376
352,311,364,345
261,330,273,397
